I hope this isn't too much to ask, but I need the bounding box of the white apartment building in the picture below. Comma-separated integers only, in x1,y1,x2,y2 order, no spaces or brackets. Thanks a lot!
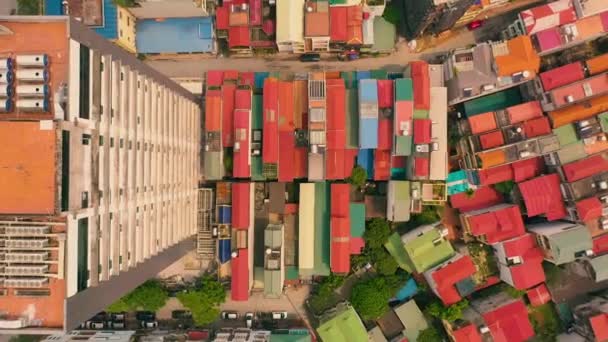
0,16,200,333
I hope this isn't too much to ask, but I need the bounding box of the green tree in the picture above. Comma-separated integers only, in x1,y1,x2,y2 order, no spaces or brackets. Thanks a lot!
348,165,367,188
113,0,137,7
364,218,392,250
375,249,398,276
494,180,515,195
107,280,168,312
381,3,400,26
177,276,226,326
351,277,392,320
425,300,469,322
17,0,41,15
417,327,443,342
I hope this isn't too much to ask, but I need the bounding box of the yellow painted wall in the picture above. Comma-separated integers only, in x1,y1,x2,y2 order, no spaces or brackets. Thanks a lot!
116,6,137,53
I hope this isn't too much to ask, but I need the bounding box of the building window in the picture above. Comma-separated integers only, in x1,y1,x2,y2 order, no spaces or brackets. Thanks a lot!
127,17,130,26
119,138,124,148
77,218,89,292
119,11,122,19
99,136,104,146
120,30,123,38
61,131,70,211
81,191,89,208
110,137,115,147
79,45,91,119
82,134,91,145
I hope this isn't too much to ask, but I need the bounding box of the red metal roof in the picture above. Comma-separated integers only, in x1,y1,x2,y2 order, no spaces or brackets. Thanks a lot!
577,197,603,222
518,174,567,220
238,72,254,87
327,79,346,135
467,205,526,244
431,255,477,305
482,300,535,342
222,85,236,147
346,5,363,45
231,248,249,301
377,119,392,150
295,147,308,179
263,78,279,163
527,284,551,307
502,233,545,289
520,0,577,35
512,157,544,182
539,62,585,91
507,101,543,124
414,156,430,177
279,131,295,182
216,6,229,30
590,313,608,342
205,95,222,131
480,130,505,150
413,119,432,144
450,187,502,212
469,112,497,134
232,183,251,229
278,81,295,132
250,0,262,26
326,149,346,180
563,153,608,182
550,73,608,108
478,164,513,186
187,330,209,341
228,26,251,48
350,237,365,255
410,61,430,110
394,100,413,135
374,149,391,180
331,183,351,274
536,27,562,53
207,71,224,86
523,117,551,138
235,88,252,110
327,130,346,151
224,70,239,80
330,7,348,42
377,80,394,109
452,324,482,342
233,109,251,178
593,234,608,255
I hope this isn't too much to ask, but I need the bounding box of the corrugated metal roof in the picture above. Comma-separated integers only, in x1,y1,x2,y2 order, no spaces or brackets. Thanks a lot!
228,26,251,48
549,94,608,127
507,101,543,124
305,8,330,37
330,6,348,42
414,157,430,177
377,80,394,109
231,248,250,301
520,0,576,35
467,205,525,243
279,81,295,131
377,119,392,150
232,183,251,229
463,87,523,117
428,254,476,305
277,0,305,43
482,301,534,342
233,109,251,178
205,95,222,131
587,52,608,76
263,78,279,163
523,117,551,138
374,149,391,180
518,174,566,220
413,119,432,144
222,84,236,147
279,131,295,182
479,130,504,150
539,62,585,91
563,153,608,182
469,112,497,134
410,61,430,110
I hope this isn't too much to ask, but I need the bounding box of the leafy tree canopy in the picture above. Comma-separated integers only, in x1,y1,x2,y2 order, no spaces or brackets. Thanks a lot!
417,327,443,342
381,3,401,26
375,249,398,276
177,276,226,326
494,180,515,195
348,165,367,188
364,218,392,250
107,280,168,312
350,274,408,320
113,0,137,7
425,299,469,322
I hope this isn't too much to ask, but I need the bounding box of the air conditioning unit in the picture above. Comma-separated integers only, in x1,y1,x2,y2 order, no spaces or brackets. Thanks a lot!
311,144,318,154
439,228,449,237
5,239,48,249
522,70,531,78
431,142,439,151
482,84,495,91
4,277,48,288
601,219,608,230
585,249,594,257
15,69,48,82
241,3,248,10
507,256,522,265
601,195,608,204
4,226,50,236
16,84,48,97
519,151,532,158
234,141,240,152
598,181,608,190
5,252,48,263
479,326,490,334
204,144,209,151
415,144,430,153
16,54,48,67
16,99,48,112
565,95,575,103
579,120,591,128
5,265,48,276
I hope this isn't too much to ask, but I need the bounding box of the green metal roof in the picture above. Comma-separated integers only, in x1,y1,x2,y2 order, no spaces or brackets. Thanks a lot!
265,224,283,248
402,227,455,273
556,141,587,164
553,124,578,146
252,94,263,129
204,152,223,180
251,156,265,181
599,112,608,133
314,182,331,276
371,17,396,53
264,269,283,297
341,71,357,89
462,87,522,117
286,266,299,280
395,135,412,156
317,304,368,342
371,69,388,80
385,232,411,272
393,300,428,342
413,109,429,119
270,331,312,342
548,224,592,265
589,254,608,282
395,78,413,101
346,89,360,149
350,203,366,238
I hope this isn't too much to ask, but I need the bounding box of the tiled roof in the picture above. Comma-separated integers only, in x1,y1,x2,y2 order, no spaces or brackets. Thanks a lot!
518,174,566,220
429,254,477,305
501,233,545,289
467,205,526,244
479,130,504,150
450,187,502,212
539,62,585,91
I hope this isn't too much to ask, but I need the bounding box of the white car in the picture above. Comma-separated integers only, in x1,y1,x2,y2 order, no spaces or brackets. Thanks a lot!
221,311,238,320
140,321,158,329
245,313,254,328
272,312,288,320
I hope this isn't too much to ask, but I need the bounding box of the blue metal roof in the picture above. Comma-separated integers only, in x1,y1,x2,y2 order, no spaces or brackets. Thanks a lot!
359,118,378,149
93,0,118,40
357,149,374,179
393,278,418,301
136,17,214,54
44,0,64,15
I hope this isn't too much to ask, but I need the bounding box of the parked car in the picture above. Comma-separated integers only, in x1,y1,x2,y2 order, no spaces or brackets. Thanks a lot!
245,312,254,328
272,311,288,320
467,20,484,30
86,321,105,329
299,53,320,62
140,320,158,329
110,312,126,321
172,310,192,320
136,311,156,321
109,321,125,329
221,311,238,320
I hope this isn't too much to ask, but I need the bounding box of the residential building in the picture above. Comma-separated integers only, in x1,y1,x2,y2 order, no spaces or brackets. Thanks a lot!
304,0,331,51
572,293,608,341
316,302,368,342
539,72,608,112
423,253,477,305
231,182,254,301
504,0,577,38
367,326,388,342
449,186,503,213
476,299,535,342
449,324,482,342
444,36,540,105
527,284,551,307
527,221,593,265
308,73,328,181
459,204,526,244
493,233,545,290
329,6,363,46
298,183,330,278
392,300,429,341
387,181,411,222
216,0,273,54
576,253,608,282
330,184,351,274
276,0,305,53
517,174,567,221
264,223,284,298
0,16,200,332
384,223,454,273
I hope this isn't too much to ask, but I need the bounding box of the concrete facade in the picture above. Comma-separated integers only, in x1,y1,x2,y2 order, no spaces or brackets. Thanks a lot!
0,16,200,333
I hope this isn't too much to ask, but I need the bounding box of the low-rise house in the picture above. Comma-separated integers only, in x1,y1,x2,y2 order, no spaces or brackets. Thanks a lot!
264,223,284,298
304,0,331,51
493,233,545,290
572,293,608,341
527,220,594,265
479,299,535,342
393,300,429,341
459,204,526,244
450,324,482,342
276,0,305,53
533,11,608,56
423,253,477,305
384,222,454,273
231,182,254,301
387,180,411,222
317,303,368,342
444,36,540,105
517,174,567,221
539,72,608,112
